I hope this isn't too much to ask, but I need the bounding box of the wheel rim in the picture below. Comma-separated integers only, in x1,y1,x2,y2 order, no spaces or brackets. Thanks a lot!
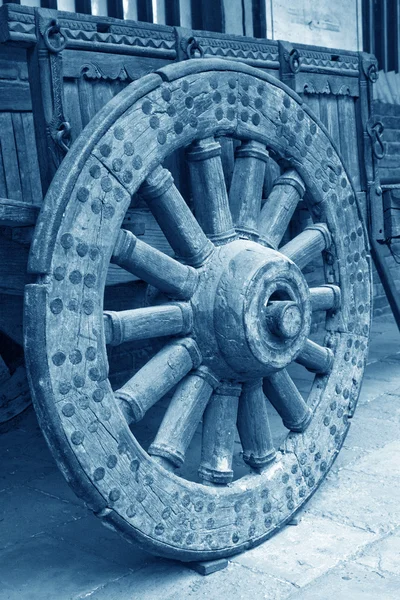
25,59,372,561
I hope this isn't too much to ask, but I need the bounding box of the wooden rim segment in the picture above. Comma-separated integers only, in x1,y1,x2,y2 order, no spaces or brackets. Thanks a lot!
24,59,372,561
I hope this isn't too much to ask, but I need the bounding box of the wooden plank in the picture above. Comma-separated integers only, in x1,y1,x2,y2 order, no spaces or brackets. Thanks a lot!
11,113,32,204
0,234,32,294
0,81,31,112
303,94,320,119
337,96,361,190
318,95,341,151
0,145,7,199
0,113,22,202
21,113,42,206
64,79,84,144
77,76,96,129
0,198,39,226
92,80,115,116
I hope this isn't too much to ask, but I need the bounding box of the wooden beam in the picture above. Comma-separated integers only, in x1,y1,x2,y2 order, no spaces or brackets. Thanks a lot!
0,199,39,227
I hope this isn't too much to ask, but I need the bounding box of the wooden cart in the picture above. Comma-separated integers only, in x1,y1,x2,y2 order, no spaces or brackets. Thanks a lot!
0,4,380,562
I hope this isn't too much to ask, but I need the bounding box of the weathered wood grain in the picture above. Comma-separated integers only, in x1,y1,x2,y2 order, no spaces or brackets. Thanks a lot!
115,337,202,423
263,369,312,432
199,383,241,484
149,366,218,468
237,379,276,469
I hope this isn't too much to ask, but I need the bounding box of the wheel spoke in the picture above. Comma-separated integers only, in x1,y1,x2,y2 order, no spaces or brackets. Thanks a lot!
310,285,341,312
114,338,202,424
111,229,198,300
198,382,241,485
104,302,193,345
140,165,214,267
296,339,334,374
219,136,235,191
237,379,276,470
280,223,332,270
259,169,305,249
187,137,236,244
229,141,269,239
263,369,312,432
148,366,219,468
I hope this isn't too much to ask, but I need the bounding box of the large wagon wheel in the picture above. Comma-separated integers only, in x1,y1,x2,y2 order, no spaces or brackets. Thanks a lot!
25,59,371,561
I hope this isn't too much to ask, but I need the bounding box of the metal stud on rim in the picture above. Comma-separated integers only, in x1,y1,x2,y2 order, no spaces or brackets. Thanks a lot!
25,59,371,561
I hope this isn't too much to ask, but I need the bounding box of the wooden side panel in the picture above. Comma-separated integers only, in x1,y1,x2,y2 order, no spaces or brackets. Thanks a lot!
337,95,361,190
373,102,400,185
0,113,22,202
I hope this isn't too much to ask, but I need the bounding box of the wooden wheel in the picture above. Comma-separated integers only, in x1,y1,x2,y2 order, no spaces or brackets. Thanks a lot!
25,59,371,561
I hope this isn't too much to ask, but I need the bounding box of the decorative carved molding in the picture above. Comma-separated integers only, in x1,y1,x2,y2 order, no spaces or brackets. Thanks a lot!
193,30,279,68
81,62,131,82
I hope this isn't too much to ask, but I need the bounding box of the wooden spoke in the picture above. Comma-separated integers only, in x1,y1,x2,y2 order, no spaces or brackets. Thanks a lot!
198,383,241,485
140,165,214,267
259,169,305,249
280,223,332,270
237,379,276,470
310,285,341,312
148,366,219,468
229,141,269,239
114,338,202,424
187,137,236,244
219,136,235,191
263,369,312,432
104,302,193,346
111,229,198,300
296,339,334,374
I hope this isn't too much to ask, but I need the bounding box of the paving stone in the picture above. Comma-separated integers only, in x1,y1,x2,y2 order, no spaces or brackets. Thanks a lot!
0,485,89,549
0,534,129,600
363,360,400,384
46,514,158,571
347,440,400,480
85,561,295,600
356,530,400,575
357,392,400,422
233,514,375,587
330,445,367,473
305,467,400,534
342,413,400,452
357,374,400,404
287,561,400,600
26,468,86,508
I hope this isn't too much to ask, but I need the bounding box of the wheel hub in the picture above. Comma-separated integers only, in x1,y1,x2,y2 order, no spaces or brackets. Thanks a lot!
191,239,311,379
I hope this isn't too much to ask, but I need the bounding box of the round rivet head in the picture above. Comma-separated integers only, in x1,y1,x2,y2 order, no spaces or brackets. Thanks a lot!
71,430,84,445
60,233,74,249
50,298,63,315
93,467,105,481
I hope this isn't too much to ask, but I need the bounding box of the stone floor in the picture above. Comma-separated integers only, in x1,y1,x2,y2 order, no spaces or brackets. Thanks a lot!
1,314,400,599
